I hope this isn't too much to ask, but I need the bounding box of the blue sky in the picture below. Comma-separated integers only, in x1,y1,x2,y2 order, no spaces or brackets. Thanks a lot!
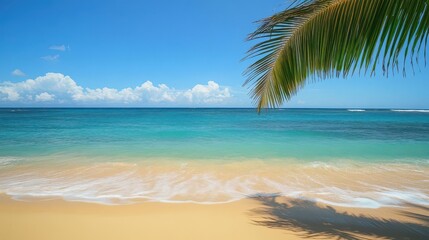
1,0,428,108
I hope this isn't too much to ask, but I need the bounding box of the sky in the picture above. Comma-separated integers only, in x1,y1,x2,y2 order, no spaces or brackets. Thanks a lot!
1,0,428,108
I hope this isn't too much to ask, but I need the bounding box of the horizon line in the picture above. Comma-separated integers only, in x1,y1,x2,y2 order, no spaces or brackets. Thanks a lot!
1,107,428,110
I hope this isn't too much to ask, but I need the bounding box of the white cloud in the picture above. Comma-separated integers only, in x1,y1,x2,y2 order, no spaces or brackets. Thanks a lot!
0,86,20,101
184,81,231,103
11,69,26,77
35,92,55,102
0,73,232,105
41,55,60,61
49,45,66,51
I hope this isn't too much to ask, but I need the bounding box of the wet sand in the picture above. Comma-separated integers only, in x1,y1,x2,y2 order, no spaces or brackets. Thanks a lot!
1,159,428,207
1,195,428,240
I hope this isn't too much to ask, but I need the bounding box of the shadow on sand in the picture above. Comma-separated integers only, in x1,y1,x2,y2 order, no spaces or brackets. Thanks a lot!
251,196,429,240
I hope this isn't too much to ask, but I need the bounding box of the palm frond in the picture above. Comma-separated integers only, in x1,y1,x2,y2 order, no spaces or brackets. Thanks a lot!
243,0,429,111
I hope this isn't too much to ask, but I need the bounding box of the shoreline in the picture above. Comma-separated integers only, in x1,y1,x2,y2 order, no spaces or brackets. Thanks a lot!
1,194,428,240
1,159,427,208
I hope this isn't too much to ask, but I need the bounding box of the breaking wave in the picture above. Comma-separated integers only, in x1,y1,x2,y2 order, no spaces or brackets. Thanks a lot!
347,109,366,112
0,160,428,208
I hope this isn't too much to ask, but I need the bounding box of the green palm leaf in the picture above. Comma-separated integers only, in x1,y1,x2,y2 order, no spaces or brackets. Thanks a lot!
244,0,429,111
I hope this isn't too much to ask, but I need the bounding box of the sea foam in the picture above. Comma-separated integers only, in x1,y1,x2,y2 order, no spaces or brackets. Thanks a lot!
0,161,427,208
0,157,23,167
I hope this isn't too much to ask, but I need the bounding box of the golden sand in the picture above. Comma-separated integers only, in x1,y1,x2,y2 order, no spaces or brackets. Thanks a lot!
0,195,427,240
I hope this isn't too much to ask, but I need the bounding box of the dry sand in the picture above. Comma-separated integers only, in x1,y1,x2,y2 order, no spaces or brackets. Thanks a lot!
1,195,428,240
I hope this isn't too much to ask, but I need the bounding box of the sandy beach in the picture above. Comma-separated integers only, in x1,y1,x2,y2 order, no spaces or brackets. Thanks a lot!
2,0,429,239
1,194,428,240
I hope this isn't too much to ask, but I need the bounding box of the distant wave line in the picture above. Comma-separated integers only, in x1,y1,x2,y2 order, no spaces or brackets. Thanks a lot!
391,109,429,113
347,109,366,112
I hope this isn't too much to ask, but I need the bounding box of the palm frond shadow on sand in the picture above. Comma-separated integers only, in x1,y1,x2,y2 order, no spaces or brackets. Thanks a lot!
250,196,429,240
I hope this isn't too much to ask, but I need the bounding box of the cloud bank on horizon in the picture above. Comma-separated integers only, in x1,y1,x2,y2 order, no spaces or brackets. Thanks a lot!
0,73,232,106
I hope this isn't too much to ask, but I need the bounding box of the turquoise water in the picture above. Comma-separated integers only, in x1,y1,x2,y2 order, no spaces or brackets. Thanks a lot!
1,108,429,162
0,108,428,207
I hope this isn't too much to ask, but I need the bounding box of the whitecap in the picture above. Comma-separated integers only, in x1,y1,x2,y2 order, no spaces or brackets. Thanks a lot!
347,109,365,112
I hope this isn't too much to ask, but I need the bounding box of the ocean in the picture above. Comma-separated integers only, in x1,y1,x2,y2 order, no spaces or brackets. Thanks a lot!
0,108,428,207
